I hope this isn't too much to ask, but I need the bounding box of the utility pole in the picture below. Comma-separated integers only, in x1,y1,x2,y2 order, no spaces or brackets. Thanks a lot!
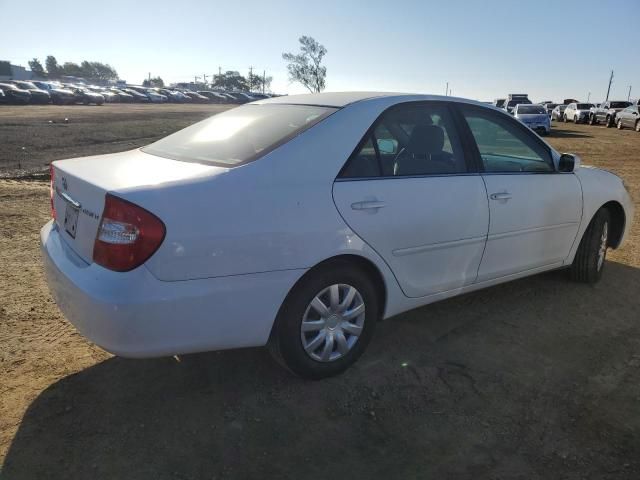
203,74,208,86
628,85,632,101
263,70,266,94
445,82,448,96
248,66,253,91
218,66,222,76
587,92,591,102
605,70,614,102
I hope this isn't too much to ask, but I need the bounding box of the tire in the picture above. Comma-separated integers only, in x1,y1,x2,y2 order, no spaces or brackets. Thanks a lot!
569,208,611,284
589,114,596,126
269,261,379,379
563,114,568,123
617,119,623,130
574,115,579,123
636,120,640,132
606,116,613,128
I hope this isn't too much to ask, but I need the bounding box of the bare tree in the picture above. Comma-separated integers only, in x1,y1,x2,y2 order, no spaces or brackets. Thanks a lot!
282,36,327,93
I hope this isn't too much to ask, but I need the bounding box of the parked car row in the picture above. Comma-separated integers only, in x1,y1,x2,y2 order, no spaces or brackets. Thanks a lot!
0,80,275,106
553,99,640,132
494,94,640,134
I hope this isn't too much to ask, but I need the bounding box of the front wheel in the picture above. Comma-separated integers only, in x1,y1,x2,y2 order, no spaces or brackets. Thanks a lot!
606,116,614,128
617,119,623,129
569,208,610,284
636,120,640,132
589,114,597,125
269,262,379,379
563,114,568,123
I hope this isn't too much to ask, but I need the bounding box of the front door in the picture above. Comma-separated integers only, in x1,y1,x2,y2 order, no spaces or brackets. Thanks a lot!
333,101,489,298
457,104,582,281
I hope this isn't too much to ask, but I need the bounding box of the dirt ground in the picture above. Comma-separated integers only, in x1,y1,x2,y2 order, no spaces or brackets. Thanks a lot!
0,103,231,176
1,108,640,479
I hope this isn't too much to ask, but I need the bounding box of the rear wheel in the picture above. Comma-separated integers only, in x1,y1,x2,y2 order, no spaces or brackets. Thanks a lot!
269,262,379,379
617,119,623,129
563,114,568,123
589,114,597,125
569,208,610,284
606,116,614,128
574,115,579,123
635,120,640,132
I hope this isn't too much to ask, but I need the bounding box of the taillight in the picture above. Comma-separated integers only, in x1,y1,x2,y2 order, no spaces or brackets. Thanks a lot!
49,164,56,220
93,194,166,272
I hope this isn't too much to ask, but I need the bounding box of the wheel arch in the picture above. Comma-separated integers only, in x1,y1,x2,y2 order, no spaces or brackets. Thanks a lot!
602,200,626,248
269,254,388,340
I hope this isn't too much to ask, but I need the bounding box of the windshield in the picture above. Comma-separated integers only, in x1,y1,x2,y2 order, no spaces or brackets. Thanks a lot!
610,102,631,109
142,104,337,167
577,103,594,109
517,105,546,114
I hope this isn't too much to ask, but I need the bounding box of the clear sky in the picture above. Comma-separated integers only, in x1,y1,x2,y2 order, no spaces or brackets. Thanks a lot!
1,0,638,102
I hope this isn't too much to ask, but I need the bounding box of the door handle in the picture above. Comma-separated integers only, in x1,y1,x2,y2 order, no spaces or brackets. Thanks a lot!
351,200,386,210
489,192,512,202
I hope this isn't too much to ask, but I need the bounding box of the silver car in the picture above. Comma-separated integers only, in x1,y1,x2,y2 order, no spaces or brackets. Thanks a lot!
514,104,551,135
564,103,594,123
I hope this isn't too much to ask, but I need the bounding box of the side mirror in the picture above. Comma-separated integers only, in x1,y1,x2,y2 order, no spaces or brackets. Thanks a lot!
558,153,579,172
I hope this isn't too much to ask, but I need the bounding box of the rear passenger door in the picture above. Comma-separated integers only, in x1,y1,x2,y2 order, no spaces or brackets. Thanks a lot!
457,104,582,281
333,102,489,298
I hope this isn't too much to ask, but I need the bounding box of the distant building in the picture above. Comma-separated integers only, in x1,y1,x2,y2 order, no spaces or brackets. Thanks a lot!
0,61,33,81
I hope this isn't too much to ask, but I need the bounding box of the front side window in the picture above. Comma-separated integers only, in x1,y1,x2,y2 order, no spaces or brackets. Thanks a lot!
340,103,467,178
460,106,553,173
143,104,336,166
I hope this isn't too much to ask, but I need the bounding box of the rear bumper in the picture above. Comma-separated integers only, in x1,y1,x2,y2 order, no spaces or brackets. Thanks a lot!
41,220,305,358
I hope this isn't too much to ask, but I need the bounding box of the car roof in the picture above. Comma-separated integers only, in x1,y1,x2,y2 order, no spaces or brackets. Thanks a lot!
255,91,491,109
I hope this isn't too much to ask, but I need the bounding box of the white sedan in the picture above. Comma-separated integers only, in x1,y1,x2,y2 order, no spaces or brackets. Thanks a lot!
41,92,634,379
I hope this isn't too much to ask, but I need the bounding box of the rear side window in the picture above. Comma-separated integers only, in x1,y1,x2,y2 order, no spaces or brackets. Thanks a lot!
460,106,553,173
340,102,467,178
143,104,336,166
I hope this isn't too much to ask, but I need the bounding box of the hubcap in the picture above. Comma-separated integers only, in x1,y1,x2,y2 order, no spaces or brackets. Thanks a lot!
597,222,608,271
300,284,365,362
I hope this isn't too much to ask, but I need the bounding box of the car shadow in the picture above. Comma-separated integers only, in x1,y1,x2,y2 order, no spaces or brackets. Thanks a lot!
4,261,640,479
549,128,593,138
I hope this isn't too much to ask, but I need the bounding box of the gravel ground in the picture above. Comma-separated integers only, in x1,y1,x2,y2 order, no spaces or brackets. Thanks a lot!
0,111,639,479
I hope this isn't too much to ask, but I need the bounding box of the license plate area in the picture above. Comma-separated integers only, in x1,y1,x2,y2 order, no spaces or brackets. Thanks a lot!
64,202,80,238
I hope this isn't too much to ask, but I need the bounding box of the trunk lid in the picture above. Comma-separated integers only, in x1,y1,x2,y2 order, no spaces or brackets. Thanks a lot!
51,149,222,264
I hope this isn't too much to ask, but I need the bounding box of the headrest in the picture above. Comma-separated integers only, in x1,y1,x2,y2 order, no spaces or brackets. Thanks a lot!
407,124,445,155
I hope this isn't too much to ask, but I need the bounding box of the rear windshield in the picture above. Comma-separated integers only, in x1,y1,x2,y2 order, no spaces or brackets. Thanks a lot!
577,103,593,109
610,101,631,109
142,104,337,166
517,105,546,114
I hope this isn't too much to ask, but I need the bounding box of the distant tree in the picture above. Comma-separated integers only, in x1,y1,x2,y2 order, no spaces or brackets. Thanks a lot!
45,55,60,77
143,76,164,88
248,72,273,93
282,36,327,93
28,58,46,78
212,71,249,91
61,62,83,77
79,61,118,82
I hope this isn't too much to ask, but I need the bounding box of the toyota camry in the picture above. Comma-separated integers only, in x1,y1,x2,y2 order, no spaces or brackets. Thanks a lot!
41,92,634,379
